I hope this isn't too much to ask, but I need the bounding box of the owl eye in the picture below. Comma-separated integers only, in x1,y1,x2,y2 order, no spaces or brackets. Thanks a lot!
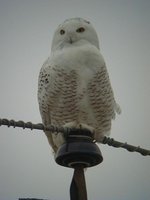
60,29,65,35
76,27,85,33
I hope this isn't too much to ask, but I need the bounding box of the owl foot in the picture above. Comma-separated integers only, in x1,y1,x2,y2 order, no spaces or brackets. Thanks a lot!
78,123,95,133
63,121,95,137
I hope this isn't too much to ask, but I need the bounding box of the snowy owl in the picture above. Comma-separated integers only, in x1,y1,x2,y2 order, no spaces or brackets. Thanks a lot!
38,18,120,153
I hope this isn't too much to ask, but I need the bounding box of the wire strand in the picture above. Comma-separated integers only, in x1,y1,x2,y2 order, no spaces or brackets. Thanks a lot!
0,118,150,156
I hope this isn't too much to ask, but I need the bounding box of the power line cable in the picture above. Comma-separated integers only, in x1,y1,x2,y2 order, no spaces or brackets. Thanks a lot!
0,118,149,156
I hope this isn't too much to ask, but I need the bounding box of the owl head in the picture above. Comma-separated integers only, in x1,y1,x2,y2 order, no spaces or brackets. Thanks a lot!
51,18,100,51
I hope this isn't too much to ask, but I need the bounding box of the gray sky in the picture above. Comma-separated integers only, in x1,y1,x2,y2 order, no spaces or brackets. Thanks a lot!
0,0,150,199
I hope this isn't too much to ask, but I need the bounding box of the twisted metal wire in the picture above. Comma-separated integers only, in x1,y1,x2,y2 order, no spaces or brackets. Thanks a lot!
0,118,150,156
102,137,150,156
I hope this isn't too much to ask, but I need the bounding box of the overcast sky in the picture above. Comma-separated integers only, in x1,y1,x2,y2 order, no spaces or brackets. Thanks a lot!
0,0,150,200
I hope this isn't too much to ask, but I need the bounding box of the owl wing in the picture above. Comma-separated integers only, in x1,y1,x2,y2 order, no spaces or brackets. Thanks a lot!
38,58,63,151
88,63,120,141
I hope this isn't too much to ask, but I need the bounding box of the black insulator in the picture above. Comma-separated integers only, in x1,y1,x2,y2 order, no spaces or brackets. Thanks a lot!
55,130,103,168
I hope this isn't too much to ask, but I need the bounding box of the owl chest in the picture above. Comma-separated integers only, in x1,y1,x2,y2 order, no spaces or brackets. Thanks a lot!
52,45,104,72
49,47,104,121
53,85,91,124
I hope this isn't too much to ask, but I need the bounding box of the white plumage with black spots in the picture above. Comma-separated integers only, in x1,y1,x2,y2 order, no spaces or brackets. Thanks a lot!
38,18,121,153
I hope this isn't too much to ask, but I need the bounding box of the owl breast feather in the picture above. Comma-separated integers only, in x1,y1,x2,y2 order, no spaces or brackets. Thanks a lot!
51,44,105,73
47,44,110,127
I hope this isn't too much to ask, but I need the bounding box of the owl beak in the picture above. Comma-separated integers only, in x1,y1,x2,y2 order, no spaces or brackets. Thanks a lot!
69,37,73,44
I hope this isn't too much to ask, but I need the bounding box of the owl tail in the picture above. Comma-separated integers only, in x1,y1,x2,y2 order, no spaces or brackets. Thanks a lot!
45,131,58,153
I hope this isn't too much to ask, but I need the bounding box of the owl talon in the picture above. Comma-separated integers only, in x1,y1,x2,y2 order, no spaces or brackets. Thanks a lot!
63,122,95,135
79,123,95,133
